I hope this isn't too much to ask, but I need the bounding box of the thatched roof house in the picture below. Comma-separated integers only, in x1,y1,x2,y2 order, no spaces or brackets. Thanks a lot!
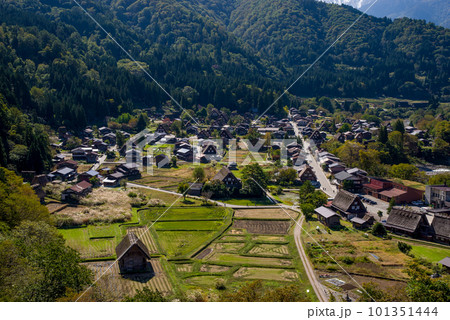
431,213,450,244
116,233,151,273
385,208,429,237
331,190,366,219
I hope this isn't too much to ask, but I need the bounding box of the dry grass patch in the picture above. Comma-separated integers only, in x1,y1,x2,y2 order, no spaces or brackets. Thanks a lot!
55,188,132,225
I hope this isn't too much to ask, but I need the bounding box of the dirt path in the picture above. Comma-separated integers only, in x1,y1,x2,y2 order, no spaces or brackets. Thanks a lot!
293,214,328,302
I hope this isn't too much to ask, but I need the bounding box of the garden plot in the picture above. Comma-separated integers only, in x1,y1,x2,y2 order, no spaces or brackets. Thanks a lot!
233,220,292,234
233,267,298,281
207,253,292,267
248,244,290,257
126,227,158,253
83,258,172,298
175,263,193,273
200,264,231,273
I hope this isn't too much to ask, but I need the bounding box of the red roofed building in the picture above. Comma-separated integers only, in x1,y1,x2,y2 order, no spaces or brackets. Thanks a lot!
61,181,93,201
363,178,424,204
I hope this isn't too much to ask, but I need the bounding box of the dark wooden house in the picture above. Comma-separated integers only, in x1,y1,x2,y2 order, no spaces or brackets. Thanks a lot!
431,213,450,244
331,189,366,219
315,206,341,227
212,166,241,190
116,233,151,273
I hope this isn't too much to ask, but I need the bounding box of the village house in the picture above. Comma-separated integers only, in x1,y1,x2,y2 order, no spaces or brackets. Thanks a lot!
176,147,193,161
197,129,211,139
425,185,450,209
438,257,450,271
186,125,199,135
32,184,46,203
385,207,430,238
297,164,317,183
116,233,151,273
92,139,109,152
155,154,170,168
334,171,363,192
187,183,204,196
125,149,142,164
50,167,77,181
328,162,346,174
61,181,92,201
78,170,101,184
202,142,218,155
212,166,242,190
431,213,450,244
56,159,78,170
32,174,49,188
315,206,341,227
350,215,375,229
103,132,117,145
52,154,65,164
155,123,170,135
99,126,112,135
331,189,366,220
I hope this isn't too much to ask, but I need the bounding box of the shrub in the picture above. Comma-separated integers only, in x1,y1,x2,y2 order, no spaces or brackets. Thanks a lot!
398,241,412,255
128,191,137,198
215,278,226,290
372,222,387,237
340,256,355,265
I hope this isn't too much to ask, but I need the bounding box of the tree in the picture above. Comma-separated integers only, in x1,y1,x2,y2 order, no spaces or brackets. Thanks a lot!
202,180,230,199
338,123,352,133
428,173,450,186
342,180,355,191
377,210,383,219
193,167,205,182
171,156,177,167
136,113,148,131
378,125,388,144
177,182,189,200
397,241,412,255
389,163,420,180
125,288,166,302
300,203,315,220
372,222,387,237
4,221,92,301
116,131,126,148
387,197,396,214
0,167,51,229
405,262,450,302
263,132,271,147
276,168,297,186
241,163,268,197
393,119,405,134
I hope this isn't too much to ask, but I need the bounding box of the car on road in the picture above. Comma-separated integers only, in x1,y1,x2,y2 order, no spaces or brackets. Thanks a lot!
311,181,321,188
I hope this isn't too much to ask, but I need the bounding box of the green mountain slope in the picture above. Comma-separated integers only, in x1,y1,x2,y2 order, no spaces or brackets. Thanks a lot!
0,0,449,130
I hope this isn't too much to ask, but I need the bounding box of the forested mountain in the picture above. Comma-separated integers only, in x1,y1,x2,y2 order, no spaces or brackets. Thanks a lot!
0,0,449,130
320,0,450,28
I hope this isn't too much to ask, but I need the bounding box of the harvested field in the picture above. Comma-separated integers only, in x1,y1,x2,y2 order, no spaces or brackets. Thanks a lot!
252,235,287,242
200,264,231,273
248,244,290,257
220,235,246,242
46,202,68,214
234,208,297,220
83,258,172,297
233,267,298,281
196,248,213,259
175,264,193,273
233,220,292,234
126,227,158,253
207,253,292,267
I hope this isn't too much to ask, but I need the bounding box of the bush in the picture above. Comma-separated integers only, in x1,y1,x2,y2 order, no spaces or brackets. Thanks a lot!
372,222,387,237
340,256,355,265
398,241,412,255
215,278,226,290
127,192,137,198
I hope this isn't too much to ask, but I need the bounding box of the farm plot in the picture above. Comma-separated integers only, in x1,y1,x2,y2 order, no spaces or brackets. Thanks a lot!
248,244,290,257
233,220,292,234
126,227,158,254
60,227,118,259
146,207,233,258
234,208,297,220
84,258,172,297
233,267,299,281
207,253,292,267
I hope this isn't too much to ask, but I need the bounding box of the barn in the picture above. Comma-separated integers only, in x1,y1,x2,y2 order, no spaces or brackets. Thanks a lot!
116,233,151,273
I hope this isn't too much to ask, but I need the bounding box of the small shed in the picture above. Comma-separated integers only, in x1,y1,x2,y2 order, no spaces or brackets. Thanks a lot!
116,233,151,273
315,206,341,227
438,257,450,270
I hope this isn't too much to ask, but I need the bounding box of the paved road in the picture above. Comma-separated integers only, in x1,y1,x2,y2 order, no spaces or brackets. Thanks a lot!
91,154,107,171
293,214,328,302
291,120,337,198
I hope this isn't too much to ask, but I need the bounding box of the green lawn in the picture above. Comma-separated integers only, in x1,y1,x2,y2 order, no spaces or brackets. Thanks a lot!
221,197,274,206
154,221,223,231
155,230,219,257
411,245,450,263
140,206,230,222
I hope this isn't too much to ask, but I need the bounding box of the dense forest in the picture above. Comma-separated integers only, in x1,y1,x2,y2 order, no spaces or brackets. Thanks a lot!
0,0,449,131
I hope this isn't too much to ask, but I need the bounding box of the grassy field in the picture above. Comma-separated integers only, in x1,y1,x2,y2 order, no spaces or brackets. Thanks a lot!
410,245,450,263
221,197,274,206
143,206,234,258
159,207,317,301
